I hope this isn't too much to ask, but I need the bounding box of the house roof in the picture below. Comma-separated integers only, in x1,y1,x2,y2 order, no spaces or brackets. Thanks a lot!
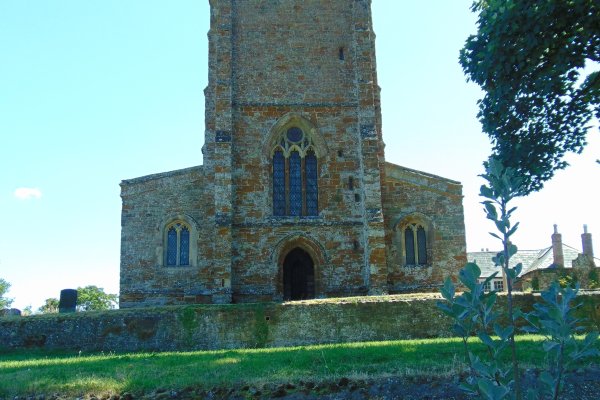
467,243,599,279
468,249,542,279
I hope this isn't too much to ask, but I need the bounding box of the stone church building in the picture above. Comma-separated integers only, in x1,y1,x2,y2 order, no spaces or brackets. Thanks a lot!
119,0,467,308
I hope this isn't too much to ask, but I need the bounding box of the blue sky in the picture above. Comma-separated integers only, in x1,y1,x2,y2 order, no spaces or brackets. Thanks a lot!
1,1,598,310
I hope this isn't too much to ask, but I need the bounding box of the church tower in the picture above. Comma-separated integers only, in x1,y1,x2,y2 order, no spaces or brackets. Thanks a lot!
119,0,466,307
202,0,388,302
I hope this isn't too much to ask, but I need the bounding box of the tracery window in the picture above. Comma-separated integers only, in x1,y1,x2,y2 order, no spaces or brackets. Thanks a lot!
404,223,428,266
272,127,318,216
165,221,191,266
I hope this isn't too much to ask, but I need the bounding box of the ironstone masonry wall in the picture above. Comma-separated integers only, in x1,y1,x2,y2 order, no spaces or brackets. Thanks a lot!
382,163,467,293
224,0,389,301
119,166,219,307
118,0,468,307
2,294,599,352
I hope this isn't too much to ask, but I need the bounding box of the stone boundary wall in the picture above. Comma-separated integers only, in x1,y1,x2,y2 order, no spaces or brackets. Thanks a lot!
2,294,599,352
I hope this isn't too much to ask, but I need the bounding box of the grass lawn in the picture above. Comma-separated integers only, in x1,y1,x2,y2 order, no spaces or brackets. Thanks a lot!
0,335,597,398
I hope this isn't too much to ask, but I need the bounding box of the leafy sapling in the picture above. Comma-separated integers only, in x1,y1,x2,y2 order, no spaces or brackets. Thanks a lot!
438,262,518,399
479,156,525,399
438,263,499,373
522,282,600,400
439,156,599,399
437,157,525,399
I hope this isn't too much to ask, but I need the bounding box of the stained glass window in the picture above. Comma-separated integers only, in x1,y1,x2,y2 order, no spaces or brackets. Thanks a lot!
417,226,427,265
166,222,192,267
405,227,415,265
271,126,319,217
286,127,303,142
167,227,177,266
403,223,428,266
305,152,318,216
289,151,302,216
179,226,190,266
273,150,286,216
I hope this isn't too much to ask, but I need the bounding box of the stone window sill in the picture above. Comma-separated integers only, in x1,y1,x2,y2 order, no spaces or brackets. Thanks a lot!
403,264,430,268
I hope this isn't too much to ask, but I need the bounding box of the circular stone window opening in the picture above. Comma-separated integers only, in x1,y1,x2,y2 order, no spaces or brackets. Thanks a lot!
286,127,304,143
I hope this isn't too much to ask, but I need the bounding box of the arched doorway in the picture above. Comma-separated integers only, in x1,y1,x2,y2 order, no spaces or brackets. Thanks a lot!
283,248,315,300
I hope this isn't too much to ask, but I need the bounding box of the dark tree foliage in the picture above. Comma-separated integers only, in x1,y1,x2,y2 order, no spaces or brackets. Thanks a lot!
38,297,59,314
0,278,13,310
76,285,118,311
461,0,599,194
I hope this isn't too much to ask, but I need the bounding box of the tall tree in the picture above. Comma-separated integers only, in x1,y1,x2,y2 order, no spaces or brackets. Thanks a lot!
0,278,13,309
461,0,599,194
76,285,118,311
38,298,59,314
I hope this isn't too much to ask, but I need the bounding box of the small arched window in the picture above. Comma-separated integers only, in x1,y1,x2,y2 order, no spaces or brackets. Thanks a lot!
403,223,428,266
272,127,318,216
165,221,191,266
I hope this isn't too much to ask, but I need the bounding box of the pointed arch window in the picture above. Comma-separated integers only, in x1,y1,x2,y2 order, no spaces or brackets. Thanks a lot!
289,151,302,216
403,223,428,266
404,227,415,265
271,127,319,216
416,226,427,264
305,151,318,216
165,221,191,266
273,150,286,216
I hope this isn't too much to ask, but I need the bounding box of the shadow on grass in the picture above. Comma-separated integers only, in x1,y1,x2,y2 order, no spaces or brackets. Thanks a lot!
0,336,588,398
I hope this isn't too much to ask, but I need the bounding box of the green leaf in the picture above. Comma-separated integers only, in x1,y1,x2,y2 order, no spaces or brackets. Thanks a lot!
478,331,495,348
514,263,522,277
499,325,513,341
494,219,507,233
440,277,455,301
489,232,502,240
459,263,481,290
539,371,555,389
484,290,497,309
453,323,468,337
459,381,479,395
583,331,599,347
571,348,600,361
492,252,504,267
506,222,520,237
478,378,510,400
480,185,495,200
543,341,559,352
507,267,518,280
507,243,518,257
521,325,539,334
483,201,498,219
436,301,453,316
525,388,538,400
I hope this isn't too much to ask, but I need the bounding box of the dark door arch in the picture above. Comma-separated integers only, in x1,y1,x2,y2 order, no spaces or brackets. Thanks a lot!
283,248,315,300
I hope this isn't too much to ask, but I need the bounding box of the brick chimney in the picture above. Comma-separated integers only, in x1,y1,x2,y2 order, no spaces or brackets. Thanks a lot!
582,224,594,258
552,224,564,267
